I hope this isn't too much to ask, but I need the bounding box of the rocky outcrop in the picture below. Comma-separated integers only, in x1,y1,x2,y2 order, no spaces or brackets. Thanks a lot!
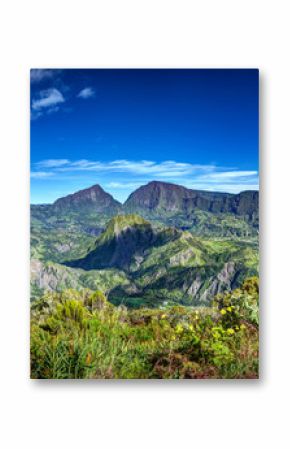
169,248,196,267
30,259,80,292
199,262,236,302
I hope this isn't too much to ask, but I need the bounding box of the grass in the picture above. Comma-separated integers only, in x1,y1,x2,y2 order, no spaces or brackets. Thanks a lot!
31,278,259,379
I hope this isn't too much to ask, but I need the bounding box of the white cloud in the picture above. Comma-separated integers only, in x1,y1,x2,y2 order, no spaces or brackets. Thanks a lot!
106,181,143,189
77,87,95,99
30,171,54,179
199,170,258,180
30,69,55,83
185,170,259,193
55,159,215,178
32,88,65,111
35,159,70,168
31,88,65,120
186,183,259,193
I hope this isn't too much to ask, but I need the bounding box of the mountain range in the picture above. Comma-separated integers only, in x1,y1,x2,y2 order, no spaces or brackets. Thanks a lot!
30,181,259,307
48,180,258,217
32,181,258,234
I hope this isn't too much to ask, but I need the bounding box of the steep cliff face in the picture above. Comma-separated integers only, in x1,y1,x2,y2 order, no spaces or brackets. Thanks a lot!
124,181,258,218
124,181,195,213
183,190,259,217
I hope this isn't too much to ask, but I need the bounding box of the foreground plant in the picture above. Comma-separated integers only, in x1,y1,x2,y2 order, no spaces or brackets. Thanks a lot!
30,278,259,379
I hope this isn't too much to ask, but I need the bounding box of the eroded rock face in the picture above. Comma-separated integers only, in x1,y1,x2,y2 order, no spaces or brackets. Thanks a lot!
30,259,79,291
200,262,236,302
55,243,72,253
169,248,196,267
217,261,235,283
186,275,202,297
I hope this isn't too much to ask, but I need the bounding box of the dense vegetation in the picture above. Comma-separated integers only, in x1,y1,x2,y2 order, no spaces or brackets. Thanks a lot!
31,277,258,379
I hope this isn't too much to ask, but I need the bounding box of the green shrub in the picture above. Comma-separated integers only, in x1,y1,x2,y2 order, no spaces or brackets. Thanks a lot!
31,281,259,379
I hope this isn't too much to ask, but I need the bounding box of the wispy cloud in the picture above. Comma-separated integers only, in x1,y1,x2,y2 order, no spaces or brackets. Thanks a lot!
184,170,259,193
31,88,65,120
198,170,258,180
32,88,65,111
31,158,259,194
77,87,95,99
30,171,54,179
190,184,259,193
30,69,55,83
106,181,143,189
53,159,215,178
35,159,70,169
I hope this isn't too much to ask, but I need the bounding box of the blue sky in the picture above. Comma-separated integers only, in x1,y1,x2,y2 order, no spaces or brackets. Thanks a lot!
30,69,259,204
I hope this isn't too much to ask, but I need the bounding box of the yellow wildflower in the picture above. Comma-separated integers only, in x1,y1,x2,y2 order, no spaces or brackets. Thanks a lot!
86,353,92,364
227,328,235,335
226,306,232,312
220,309,227,315
175,324,183,334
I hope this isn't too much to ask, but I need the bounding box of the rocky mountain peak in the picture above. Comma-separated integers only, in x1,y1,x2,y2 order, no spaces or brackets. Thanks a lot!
53,183,121,213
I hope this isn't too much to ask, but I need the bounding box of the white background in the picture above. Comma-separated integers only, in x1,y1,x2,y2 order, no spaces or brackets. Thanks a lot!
0,1,289,447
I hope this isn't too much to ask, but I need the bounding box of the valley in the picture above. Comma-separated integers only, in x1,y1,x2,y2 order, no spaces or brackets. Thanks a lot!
30,181,259,308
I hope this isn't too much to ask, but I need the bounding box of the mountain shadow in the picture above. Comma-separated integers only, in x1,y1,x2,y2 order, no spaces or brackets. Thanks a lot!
65,214,180,271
